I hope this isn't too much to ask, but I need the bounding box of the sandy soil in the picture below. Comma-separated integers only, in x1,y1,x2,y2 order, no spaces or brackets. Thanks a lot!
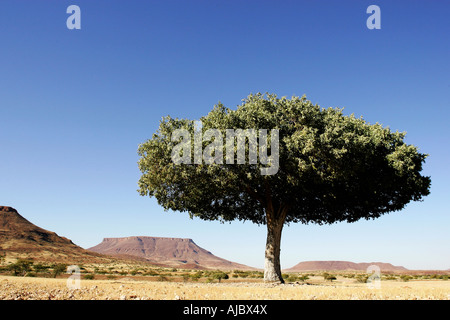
1,275,449,300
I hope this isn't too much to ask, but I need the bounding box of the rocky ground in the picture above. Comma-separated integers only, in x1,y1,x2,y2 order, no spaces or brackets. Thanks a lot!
1,275,449,300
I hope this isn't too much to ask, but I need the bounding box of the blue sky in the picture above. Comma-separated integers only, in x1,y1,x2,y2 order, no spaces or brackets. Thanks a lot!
1,0,449,270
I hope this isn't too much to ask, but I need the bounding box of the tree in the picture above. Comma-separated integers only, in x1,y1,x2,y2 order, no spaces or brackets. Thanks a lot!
137,93,431,283
298,275,309,282
323,272,337,282
212,271,229,283
8,259,33,276
33,263,50,274
52,263,67,278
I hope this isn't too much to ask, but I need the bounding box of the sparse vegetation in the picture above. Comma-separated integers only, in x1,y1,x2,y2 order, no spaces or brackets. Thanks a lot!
52,264,67,278
356,274,369,283
323,273,337,282
157,275,168,282
1,258,449,301
0,274,449,300
211,271,229,283
8,259,34,276
400,275,413,282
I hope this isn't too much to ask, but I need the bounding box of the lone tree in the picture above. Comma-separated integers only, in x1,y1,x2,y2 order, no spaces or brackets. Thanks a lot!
137,93,431,283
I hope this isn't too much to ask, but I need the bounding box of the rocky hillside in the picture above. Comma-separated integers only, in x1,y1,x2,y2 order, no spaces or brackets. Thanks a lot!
0,206,108,264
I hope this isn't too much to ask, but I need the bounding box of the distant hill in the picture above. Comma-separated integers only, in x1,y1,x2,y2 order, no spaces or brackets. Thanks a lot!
0,206,109,264
88,236,256,271
284,260,408,272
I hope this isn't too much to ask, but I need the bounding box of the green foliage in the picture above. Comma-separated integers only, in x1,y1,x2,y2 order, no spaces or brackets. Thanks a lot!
143,270,159,276
138,93,431,226
284,274,300,282
94,268,108,274
211,271,229,283
33,263,50,273
400,275,413,282
83,274,95,280
189,272,202,282
181,273,191,282
355,275,369,283
8,259,34,276
323,273,337,282
232,270,255,278
157,275,168,282
130,269,140,276
52,264,67,278
298,275,309,282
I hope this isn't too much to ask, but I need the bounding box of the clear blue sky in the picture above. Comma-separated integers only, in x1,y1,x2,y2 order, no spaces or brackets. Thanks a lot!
1,0,449,270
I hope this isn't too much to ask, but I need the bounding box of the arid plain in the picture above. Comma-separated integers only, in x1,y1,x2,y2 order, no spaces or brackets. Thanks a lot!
1,270,449,300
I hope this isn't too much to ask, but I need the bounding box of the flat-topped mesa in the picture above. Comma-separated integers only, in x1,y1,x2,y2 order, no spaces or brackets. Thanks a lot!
101,236,194,243
88,236,256,270
284,260,408,272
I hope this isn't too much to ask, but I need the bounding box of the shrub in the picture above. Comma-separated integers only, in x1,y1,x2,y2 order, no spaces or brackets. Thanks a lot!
95,269,108,275
355,275,369,283
190,271,203,281
181,273,190,282
157,275,168,282
52,264,67,278
237,271,249,278
83,274,95,280
323,273,336,282
130,269,141,276
33,263,50,274
9,259,34,276
212,272,229,283
298,275,309,282
285,275,298,282
400,275,412,282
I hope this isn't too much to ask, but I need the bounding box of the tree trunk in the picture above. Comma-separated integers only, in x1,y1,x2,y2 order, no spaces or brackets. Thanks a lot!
264,216,284,283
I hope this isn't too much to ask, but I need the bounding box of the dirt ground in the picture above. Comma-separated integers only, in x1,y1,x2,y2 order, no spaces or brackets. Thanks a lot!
1,275,449,300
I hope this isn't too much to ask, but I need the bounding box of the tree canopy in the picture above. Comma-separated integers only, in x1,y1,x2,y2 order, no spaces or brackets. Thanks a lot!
137,93,431,282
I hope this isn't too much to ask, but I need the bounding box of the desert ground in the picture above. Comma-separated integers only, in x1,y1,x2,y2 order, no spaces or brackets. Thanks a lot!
1,274,449,300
